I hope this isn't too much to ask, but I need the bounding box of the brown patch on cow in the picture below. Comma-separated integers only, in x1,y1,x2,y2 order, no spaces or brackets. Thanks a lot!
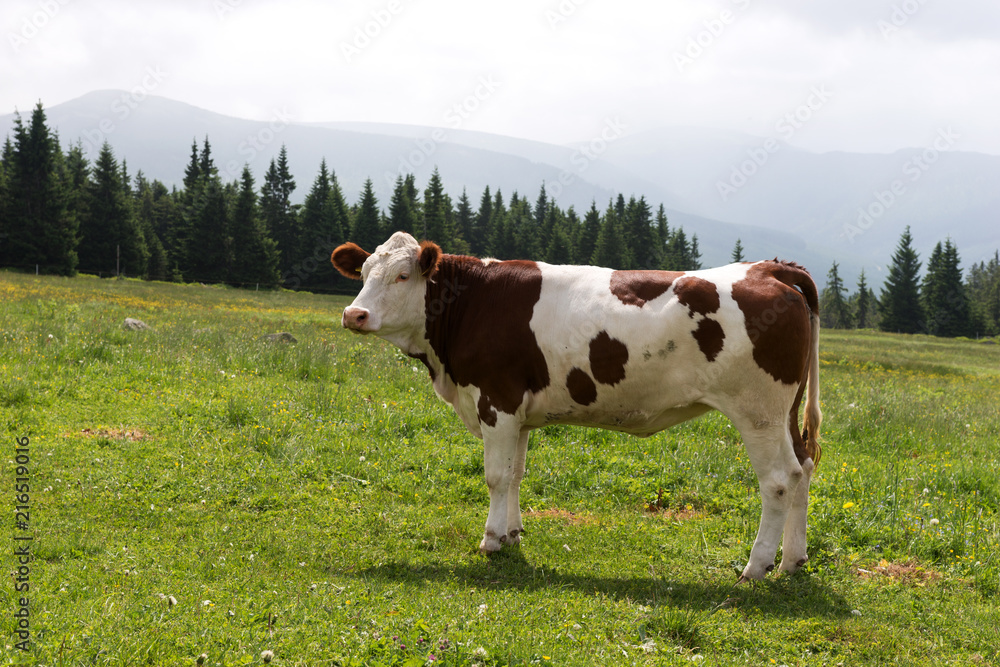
589,331,629,386
408,352,436,382
610,270,682,307
856,559,941,585
477,394,497,427
524,508,599,526
730,261,816,385
423,255,550,420
691,318,725,362
331,242,371,280
566,367,598,406
674,276,721,318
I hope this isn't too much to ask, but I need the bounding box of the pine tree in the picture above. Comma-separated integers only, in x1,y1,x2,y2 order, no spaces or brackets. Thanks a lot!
422,168,449,248
5,103,78,275
488,189,513,259
387,173,419,237
853,269,876,329
230,166,279,288
260,146,298,275
133,172,170,281
663,226,699,271
879,226,924,334
688,234,702,271
63,142,90,239
533,183,551,257
508,194,537,259
966,251,1000,336
472,185,493,255
352,178,383,251
921,239,971,337
731,238,745,263
454,189,475,253
296,159,351,290
186,176,232,283
0,138,12,266
77,142,147,277
545,206,573,265
576,201,601,266
821,262,853,329
623,196,654,269
591,200,631,269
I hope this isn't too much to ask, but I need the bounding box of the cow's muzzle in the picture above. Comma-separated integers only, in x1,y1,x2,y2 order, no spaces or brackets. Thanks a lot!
342,306,374,333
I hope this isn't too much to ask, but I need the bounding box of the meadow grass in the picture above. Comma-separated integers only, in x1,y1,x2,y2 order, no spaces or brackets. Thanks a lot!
2,270,999,666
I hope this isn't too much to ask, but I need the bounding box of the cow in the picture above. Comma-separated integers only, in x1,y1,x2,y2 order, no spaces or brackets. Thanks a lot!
331,231,821,581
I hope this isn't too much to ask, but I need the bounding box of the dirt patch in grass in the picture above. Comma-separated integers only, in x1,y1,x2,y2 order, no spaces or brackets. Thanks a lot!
78,427,150,442
645,506,704,521
524,508,599,526
856,559,941,585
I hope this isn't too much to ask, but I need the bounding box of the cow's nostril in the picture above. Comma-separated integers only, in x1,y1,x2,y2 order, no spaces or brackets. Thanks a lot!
357,312,367,322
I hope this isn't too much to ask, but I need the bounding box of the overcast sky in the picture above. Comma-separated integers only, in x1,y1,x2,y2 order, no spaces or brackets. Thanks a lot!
4,0,1000,154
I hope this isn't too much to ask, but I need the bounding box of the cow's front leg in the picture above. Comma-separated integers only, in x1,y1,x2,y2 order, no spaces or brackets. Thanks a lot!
479,415,523,553
504,430,530,546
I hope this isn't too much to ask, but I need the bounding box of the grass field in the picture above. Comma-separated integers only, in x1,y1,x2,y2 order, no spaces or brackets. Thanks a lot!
2,270,1000,666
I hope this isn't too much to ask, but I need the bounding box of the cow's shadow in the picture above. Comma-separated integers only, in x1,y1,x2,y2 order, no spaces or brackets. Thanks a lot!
349,548,852,619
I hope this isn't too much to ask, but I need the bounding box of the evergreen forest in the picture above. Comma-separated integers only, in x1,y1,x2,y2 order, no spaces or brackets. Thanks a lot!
2,102,998,338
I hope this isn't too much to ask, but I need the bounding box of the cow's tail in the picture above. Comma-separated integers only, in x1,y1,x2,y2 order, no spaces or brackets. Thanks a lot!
772,261,822,468
793,264,822,468
803,301,822,467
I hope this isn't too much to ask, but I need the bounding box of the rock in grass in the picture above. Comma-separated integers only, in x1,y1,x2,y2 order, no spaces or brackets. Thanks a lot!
264,332,297,344
123,317,151,331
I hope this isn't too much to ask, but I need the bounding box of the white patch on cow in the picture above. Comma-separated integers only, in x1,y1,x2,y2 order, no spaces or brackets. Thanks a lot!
348,232,429,348
525,262,765,434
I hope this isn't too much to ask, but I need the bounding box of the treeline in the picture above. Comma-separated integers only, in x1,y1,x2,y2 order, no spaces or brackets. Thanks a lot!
2,102,998,339
821,227,1000,337
0,102,704,294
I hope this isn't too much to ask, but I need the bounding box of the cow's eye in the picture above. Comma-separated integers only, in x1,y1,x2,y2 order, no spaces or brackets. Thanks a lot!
396,272,410,283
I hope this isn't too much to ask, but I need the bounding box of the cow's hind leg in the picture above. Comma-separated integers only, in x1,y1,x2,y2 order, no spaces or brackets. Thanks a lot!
479,414,522,553
779,456,814,573
737,421,804,580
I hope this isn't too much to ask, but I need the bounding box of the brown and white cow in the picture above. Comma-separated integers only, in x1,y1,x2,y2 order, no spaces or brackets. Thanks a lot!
332,231,821,581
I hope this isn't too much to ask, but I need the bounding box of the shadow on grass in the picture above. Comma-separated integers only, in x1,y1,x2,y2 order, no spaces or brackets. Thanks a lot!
348,548,852,619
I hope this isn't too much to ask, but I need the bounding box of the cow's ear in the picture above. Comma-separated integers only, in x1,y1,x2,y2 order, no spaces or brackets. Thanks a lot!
418,240,442,278
331,243,370,280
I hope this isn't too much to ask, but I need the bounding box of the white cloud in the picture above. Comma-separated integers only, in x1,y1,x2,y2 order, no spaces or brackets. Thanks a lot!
2,0,999,154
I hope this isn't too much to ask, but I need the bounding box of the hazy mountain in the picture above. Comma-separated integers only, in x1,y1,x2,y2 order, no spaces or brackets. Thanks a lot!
3,91,997,285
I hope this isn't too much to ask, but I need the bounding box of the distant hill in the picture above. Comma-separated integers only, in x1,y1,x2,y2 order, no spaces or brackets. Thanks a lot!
3,91,998,284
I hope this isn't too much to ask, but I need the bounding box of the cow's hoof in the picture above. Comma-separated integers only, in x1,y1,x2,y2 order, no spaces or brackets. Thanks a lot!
506,529,523,546
479,533,503,554
739,562,773,582
778,555,809,574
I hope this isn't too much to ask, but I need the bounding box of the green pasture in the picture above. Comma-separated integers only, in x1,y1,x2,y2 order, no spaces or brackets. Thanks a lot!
1,271,999,666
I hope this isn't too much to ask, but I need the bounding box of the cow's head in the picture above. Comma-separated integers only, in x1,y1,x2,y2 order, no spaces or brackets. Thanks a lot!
331,232,441,337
